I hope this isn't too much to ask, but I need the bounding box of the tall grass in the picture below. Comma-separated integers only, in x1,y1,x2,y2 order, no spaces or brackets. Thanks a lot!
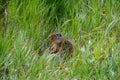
0,0,120,80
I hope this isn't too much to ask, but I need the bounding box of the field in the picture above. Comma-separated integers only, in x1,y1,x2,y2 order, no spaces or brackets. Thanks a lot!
0,0,120,80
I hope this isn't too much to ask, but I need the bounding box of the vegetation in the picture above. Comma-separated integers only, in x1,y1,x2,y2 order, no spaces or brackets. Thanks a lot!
0,0,120,79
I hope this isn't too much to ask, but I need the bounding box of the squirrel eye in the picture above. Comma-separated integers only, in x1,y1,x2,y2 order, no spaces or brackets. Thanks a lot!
59,34,62,37
56,33,62,39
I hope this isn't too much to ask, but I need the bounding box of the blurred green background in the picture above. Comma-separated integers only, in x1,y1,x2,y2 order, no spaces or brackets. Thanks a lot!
0,0,120,79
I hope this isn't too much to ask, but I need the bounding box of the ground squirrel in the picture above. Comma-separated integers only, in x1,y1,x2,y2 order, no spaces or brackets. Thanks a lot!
48,32,74,59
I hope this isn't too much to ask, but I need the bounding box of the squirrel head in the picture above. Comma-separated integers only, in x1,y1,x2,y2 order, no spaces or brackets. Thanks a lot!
48,33,62,44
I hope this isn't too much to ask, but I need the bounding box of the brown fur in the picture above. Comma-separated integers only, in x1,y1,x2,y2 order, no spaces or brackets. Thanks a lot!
48,33,74,55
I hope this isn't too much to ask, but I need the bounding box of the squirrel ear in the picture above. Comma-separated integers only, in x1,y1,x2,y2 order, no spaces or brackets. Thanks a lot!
48,33,53,38
48,33,55,40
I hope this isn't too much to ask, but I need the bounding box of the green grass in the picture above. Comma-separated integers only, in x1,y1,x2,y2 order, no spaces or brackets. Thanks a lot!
0,0,120,80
